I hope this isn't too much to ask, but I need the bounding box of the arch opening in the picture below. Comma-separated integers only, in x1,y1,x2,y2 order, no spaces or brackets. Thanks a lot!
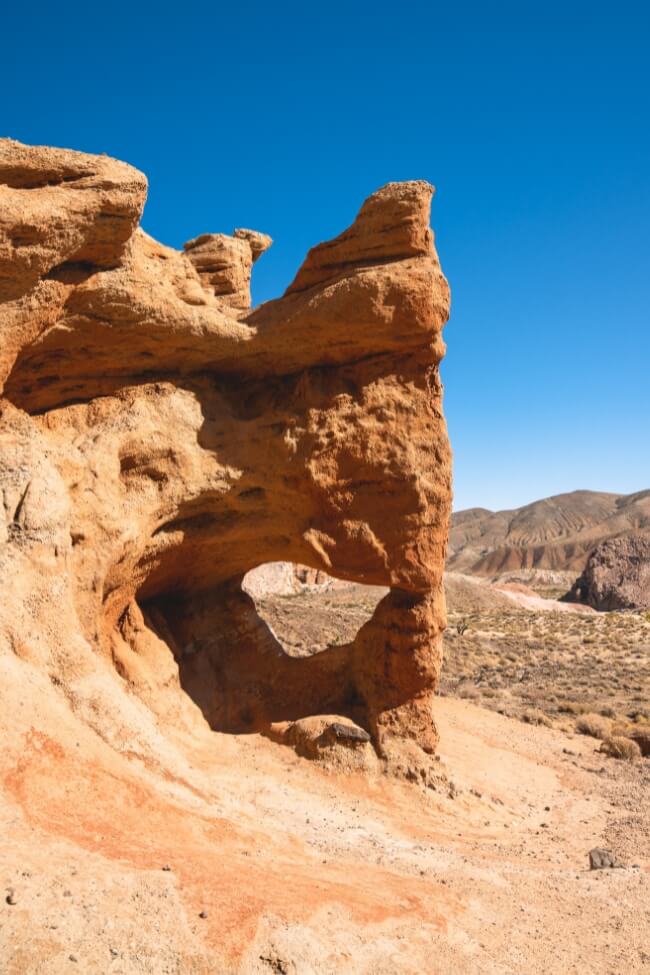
243,562,386,657
129,564,387,740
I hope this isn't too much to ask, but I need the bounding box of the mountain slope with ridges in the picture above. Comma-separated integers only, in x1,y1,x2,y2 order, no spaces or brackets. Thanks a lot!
449,489,650,576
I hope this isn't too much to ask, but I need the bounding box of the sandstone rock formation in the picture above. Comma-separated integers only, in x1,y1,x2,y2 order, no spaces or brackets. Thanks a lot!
0,139,451,769
184,228,272,310
564,534,650,611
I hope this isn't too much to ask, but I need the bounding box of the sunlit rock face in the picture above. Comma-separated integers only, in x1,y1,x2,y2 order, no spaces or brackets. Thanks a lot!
0,138,451,764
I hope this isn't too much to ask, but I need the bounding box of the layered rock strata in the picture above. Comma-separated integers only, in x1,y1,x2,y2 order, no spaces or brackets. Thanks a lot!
0,139,451,765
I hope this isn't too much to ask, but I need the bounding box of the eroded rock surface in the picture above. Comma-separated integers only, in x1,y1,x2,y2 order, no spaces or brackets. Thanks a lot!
184,228,272,310
565,535,650,611
0,138,451,772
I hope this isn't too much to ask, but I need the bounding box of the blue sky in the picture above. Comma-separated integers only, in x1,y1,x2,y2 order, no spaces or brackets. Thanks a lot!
3,2,649,510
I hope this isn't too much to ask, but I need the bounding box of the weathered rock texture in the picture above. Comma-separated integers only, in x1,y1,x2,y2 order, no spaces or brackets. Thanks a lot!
564,535,650,611
0,139,451,767
184,229,272,309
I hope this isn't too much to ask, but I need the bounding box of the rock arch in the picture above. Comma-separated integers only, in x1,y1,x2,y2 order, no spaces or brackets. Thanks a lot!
0,139,451,767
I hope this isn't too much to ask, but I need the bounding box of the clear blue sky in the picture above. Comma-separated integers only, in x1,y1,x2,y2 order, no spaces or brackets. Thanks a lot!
4,2,649,511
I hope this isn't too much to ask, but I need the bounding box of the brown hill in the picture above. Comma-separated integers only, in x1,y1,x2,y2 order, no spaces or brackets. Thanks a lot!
448,489,650,577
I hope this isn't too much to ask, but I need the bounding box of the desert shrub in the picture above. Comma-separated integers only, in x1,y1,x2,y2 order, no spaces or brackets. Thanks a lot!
457,683,481,700
575,713,613,740
599,736,641,761
611,721,633,737
558,701,587,715
628,724,650,756
522,708,553,727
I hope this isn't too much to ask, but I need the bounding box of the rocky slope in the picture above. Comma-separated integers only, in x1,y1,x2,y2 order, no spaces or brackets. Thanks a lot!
449,489,650,578
2,671,649,974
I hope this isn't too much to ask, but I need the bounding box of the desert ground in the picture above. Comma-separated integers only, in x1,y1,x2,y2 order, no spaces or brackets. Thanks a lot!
3,574,649,975
254,573,650,734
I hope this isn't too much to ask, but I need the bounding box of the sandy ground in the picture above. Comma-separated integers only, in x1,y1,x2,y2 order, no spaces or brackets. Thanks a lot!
494,584,596,614
249,575,596,661
1,650,649,974
252,578,650,729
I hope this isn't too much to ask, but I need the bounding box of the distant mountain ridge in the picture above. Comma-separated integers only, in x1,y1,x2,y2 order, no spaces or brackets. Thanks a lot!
449,489,650,576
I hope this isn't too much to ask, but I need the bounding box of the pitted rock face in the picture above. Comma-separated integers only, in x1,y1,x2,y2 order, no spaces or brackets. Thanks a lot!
0,139,452,766
566,534,650,611
183,228,272,310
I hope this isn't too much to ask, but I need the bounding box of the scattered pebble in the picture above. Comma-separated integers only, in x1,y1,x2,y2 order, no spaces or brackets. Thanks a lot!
199,910,208,919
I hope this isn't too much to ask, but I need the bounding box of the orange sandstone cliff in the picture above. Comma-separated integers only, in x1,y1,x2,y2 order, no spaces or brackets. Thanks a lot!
0,138,451,768
0,140,458,970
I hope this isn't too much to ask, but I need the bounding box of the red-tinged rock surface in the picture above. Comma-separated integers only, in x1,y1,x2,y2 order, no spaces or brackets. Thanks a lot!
184,229,272,310
0,137,451,766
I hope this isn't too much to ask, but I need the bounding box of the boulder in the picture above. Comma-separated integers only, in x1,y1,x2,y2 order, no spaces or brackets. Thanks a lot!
565,535,650,611
588,848,624,870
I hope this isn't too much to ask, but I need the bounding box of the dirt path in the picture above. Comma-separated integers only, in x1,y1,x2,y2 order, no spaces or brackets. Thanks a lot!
494,584,596,614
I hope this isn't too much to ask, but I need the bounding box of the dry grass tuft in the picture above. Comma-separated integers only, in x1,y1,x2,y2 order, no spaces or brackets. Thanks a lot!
441,601,650,730
599,736,642,761
575,713,613,740
522,708,553,727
